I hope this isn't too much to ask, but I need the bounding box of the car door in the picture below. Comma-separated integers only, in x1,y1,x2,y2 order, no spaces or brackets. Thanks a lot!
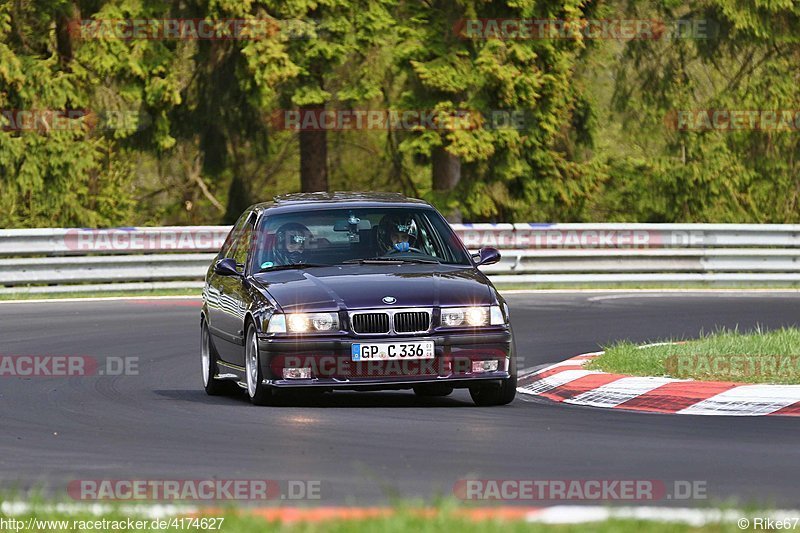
217,213,257,367
206,210,253,365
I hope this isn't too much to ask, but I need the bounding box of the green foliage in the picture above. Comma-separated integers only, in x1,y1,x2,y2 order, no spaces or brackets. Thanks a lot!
393,0,602,221
0,0,136,227
1,0,799,227
603,0,800,222
590,327,800,384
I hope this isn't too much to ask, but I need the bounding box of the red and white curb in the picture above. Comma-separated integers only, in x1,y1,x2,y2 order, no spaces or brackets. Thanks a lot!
517,351,800,416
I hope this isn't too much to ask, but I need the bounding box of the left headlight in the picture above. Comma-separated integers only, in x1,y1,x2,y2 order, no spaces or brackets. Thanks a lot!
440,305,506,327
267,312,339,333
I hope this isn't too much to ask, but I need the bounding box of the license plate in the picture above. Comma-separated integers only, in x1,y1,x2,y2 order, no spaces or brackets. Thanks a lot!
351,341,434,361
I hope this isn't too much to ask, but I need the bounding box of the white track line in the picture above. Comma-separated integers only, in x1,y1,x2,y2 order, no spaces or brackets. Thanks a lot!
0,501,197,519
526,506,799,526
501,289,800,295
0,295,202,305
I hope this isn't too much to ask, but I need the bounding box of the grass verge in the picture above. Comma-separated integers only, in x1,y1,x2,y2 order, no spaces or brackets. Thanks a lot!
588,328,800,384
0,505,764,532
0,289,201,301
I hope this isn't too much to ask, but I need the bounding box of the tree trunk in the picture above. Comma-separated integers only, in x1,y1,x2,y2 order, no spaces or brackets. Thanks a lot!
432,145,462,222
299,105,328,192
223,175,250,224
55,3,77,68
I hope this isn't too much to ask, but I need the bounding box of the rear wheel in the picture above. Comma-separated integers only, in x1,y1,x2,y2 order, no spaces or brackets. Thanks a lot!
201,321,232,396
469,376,517,406
413,384,454,397
245,324,273,406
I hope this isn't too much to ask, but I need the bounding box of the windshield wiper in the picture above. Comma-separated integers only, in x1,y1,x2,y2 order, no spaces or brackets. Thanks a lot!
342,257,440,265
258,263,329,272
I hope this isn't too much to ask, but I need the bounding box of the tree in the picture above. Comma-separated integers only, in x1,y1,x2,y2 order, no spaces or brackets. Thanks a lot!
0,0,137,228
606,0,800,222
394,0,601,222
246,0,395,193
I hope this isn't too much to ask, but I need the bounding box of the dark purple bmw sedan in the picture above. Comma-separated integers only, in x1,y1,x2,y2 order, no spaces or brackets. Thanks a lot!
201,192,516,406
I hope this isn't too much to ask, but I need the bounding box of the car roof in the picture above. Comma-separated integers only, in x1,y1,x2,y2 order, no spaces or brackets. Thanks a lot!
250,191,433,215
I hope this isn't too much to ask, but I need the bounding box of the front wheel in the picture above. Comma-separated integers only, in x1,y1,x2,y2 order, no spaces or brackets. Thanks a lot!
202,321,232,396
469,376,517,406
245,324,273,405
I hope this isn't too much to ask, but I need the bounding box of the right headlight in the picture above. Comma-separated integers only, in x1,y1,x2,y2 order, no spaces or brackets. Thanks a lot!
440,305,506,327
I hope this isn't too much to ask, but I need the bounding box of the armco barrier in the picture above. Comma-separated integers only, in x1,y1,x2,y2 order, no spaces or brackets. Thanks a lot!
1,224,800,293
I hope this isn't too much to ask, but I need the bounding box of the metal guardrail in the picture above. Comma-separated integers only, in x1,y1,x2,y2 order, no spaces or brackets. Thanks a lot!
1,224,800,293
0,227,228,256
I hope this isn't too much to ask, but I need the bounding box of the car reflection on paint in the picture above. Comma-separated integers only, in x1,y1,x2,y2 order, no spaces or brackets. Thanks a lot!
201,192,516,406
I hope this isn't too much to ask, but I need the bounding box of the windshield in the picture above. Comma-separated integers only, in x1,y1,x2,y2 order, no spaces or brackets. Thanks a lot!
251,208,471,270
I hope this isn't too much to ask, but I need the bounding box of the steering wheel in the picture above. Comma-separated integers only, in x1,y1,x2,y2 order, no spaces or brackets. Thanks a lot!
386,246,423,255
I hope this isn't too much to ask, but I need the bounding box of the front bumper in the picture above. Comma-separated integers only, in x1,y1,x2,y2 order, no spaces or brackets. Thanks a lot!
257,330,513,390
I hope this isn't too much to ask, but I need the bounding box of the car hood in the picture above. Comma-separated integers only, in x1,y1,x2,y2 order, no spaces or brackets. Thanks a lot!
253,264,494,312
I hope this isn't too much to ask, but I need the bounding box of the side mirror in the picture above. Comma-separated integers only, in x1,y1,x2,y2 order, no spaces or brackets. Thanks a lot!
214,257,242,276
474,246,501,266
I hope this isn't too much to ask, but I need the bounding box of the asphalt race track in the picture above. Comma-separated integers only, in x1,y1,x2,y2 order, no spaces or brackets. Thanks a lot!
1,292,799,507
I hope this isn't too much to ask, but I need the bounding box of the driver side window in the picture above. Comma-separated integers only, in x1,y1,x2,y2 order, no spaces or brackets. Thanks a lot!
219,211,251,259
229,216,255,271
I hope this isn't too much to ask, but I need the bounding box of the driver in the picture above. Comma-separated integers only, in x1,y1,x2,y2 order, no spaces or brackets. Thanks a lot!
377,215,418,253
273,222,313,265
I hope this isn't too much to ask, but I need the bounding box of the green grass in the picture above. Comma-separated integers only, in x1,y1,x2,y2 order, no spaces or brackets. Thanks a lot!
588,327,800,384
0,506,767,532
0,289,201,301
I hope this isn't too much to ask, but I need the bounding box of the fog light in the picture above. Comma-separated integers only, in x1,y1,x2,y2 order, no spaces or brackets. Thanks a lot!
472,360,499,373
283,367,312,379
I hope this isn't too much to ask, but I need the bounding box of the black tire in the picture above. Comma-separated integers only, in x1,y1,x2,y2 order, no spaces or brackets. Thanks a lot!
413,384,454,397
201,320,233,396
244,324,273,406
469,376,517,406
